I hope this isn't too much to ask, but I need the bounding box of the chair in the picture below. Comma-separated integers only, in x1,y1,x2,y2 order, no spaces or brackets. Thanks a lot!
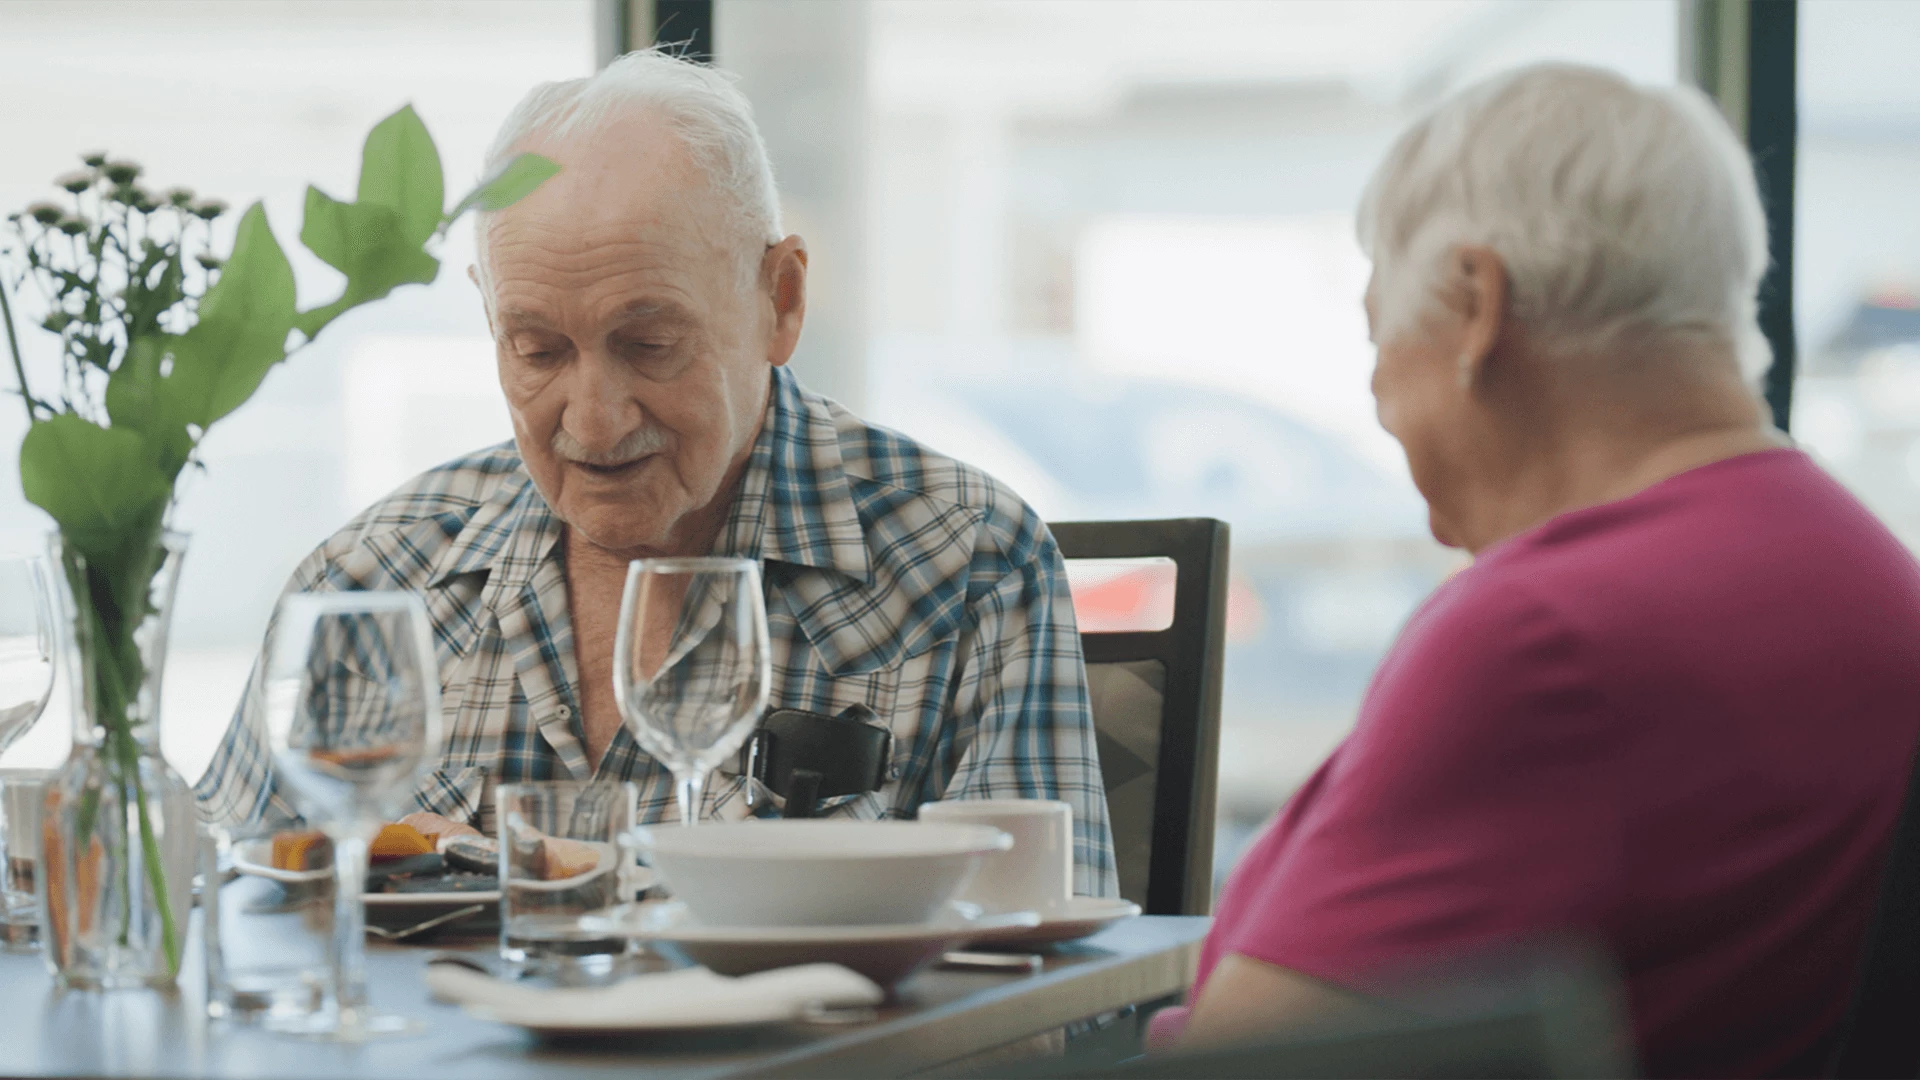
1050,518,1229,916
1826,738,1920,1078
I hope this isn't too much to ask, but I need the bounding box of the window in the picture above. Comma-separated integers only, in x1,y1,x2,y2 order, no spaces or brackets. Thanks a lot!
719,0,1681,880
1792,1,1920,550
0,0,596,777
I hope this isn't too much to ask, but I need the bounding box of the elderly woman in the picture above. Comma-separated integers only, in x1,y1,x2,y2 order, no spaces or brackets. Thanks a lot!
1158,64,1920,1077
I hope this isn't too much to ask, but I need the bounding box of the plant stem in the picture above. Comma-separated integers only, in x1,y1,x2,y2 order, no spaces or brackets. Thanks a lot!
123,729,179,975
0,271,39,423
66,540,181,978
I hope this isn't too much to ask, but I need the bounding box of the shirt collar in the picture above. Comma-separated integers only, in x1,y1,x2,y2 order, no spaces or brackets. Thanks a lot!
425,466,560,590
425,367,870,588
716,366,872,584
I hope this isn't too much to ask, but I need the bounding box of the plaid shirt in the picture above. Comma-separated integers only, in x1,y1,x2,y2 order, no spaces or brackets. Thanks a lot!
197,367,1118,896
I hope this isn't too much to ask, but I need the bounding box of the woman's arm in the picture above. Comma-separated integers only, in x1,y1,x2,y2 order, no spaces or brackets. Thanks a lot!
1179,953,1389,1049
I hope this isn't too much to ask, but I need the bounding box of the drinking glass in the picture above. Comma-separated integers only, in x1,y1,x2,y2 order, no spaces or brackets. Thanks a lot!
260,592,442,1040
613,558,771,826
200,815,332,1023
0,555,56,945
497,781,637,969
0,769,53,949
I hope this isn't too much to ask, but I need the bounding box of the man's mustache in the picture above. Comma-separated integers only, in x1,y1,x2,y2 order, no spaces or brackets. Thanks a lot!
552,426,670,467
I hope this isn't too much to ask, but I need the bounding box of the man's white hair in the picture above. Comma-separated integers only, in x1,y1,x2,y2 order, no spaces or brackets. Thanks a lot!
476,47,783,284
1357,63,1772,384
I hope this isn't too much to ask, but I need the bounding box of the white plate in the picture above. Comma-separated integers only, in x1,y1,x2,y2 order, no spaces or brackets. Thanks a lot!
961,897,1141,948
231,838,334,886
231,838,656,931
581,901,1041,987
232,837,503,907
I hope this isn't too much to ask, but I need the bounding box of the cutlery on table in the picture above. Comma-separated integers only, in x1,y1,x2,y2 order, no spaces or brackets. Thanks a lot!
938,951,1043,973
365,903,489,942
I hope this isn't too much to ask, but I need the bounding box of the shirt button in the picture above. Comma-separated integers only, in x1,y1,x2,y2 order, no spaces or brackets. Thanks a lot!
555,704,573,720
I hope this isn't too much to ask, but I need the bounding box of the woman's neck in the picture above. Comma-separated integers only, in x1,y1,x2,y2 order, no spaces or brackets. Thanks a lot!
1463,423,1783,554
1447,359,1782,555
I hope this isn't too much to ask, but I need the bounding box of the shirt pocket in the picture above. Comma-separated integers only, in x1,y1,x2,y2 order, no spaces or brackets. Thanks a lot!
412,765,491,831
718,664,904,816
815,653,955,817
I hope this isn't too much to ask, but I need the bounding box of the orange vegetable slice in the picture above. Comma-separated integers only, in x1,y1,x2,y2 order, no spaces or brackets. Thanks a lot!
395,811,481,848
369,823,435,862
271,830,328,871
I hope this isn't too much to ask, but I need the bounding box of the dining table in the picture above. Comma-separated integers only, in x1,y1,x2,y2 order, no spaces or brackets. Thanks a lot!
0,914,1208,1079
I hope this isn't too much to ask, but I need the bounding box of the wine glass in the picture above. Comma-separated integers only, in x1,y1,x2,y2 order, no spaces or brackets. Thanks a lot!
260,591,442,1040
0,555,56,936
613,557,771,826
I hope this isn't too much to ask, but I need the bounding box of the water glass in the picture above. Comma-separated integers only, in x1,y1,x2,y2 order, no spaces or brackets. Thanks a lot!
0,768,53,949
497,781,637,970
613,558,771,825
201,819,332,1022
261,591,442,1040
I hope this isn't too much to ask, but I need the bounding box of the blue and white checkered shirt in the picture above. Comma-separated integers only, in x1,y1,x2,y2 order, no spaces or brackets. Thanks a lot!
197,367,1118,897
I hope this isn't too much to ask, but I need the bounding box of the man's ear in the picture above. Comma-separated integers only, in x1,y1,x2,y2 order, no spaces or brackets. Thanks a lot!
762,235,808,368
1451,244,1509,392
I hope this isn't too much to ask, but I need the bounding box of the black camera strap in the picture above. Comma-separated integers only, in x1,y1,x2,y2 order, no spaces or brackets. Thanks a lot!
740,703,893,818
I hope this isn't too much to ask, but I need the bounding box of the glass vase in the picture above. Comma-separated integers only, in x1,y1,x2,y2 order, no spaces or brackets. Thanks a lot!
38,530,196,989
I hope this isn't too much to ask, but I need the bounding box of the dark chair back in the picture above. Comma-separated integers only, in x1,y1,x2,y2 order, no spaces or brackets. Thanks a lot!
1828,738,1920,1078
1051,517,1228,916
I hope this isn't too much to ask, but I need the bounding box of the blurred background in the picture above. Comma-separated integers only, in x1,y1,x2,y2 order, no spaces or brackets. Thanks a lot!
1,0,1912,886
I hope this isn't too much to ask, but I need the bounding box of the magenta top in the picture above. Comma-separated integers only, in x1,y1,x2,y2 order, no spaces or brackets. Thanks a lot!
1157,449,1920,1076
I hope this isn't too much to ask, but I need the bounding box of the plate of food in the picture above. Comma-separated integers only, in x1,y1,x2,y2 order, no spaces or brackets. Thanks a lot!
235,813,505,913
234,812,652,936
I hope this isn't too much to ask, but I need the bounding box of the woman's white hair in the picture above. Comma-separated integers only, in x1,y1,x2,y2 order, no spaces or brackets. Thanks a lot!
476,47,783,285
1357,62,1772,384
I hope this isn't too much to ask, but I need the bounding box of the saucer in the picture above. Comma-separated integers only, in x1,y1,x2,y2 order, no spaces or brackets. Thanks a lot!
582,901,1042,987
961,896,1141,948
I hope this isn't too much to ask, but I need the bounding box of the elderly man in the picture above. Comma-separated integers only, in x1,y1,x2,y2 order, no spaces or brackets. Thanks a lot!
1155,64,1920,1076
198,49,1117,897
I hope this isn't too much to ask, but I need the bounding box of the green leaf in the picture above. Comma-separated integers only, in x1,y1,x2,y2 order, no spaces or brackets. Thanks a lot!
294,187,439,339
98,204,297,479
162,201,297,431
103,334,169,445
20,415,170,559
356,104,444,247
443,152,561,226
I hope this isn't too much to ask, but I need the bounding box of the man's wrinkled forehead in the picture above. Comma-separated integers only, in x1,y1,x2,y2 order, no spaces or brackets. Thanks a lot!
476,109,737,290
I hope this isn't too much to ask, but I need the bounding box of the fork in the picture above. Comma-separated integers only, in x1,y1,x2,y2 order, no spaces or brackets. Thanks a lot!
365,903,489,942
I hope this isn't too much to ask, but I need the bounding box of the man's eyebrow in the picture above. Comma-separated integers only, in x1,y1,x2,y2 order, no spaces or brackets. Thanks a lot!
495,306,553,330
611,299,697,324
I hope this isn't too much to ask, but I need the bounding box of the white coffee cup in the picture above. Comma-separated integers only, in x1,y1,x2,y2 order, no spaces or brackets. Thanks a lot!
918,798,1073,918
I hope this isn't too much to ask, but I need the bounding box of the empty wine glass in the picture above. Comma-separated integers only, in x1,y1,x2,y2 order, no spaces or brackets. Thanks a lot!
613,558,771,826
0,554,55,755
260,591,442,1040
0,555,55,942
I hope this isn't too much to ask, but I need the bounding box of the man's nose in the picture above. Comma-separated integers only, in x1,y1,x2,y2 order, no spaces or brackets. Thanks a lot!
563,349,643,448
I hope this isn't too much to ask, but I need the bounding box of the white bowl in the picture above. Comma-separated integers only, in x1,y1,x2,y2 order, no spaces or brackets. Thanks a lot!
632,820,1012,927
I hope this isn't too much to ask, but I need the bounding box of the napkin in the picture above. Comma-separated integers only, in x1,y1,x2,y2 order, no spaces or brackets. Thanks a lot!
425,961,883,1028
